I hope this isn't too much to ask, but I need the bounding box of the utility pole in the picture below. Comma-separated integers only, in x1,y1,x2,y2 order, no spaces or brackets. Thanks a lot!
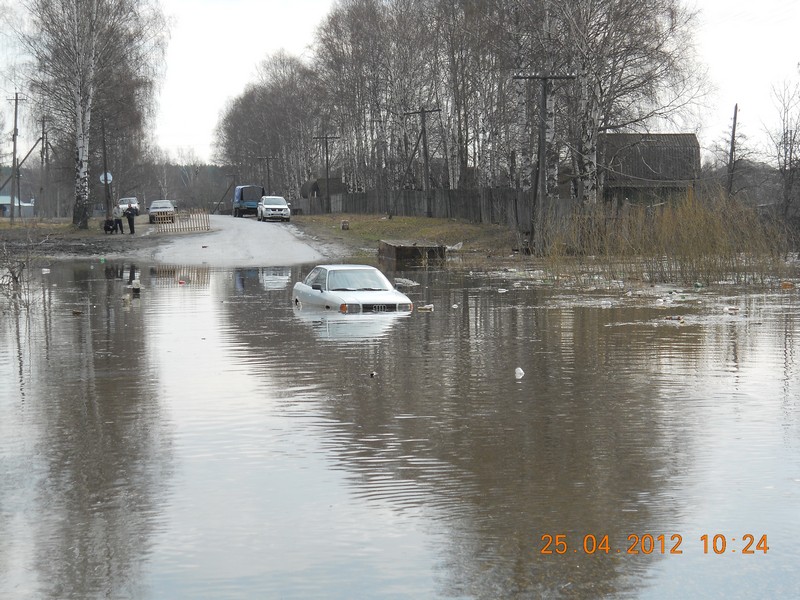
512,74,575,250
727,103,738,197
40,117,46,218
257,155,277,195
313,134,339,212
10,92,20,225
101,118,112,217
405,106,441,217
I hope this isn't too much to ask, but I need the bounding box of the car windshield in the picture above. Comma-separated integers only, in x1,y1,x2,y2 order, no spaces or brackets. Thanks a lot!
263,197,287,206
327,269,390,291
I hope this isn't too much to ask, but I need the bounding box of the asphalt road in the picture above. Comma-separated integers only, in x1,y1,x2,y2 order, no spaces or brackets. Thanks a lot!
131,214,332,267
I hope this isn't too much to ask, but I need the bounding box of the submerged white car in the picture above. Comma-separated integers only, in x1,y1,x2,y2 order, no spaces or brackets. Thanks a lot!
257,195,291,222
292,265,414,314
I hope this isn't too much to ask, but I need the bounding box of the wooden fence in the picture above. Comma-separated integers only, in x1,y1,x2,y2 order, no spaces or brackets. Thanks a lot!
153,209,210,233
292,188,578,233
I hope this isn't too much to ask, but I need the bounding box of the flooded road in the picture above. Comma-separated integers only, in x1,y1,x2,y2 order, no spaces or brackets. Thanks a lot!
1,260,798,599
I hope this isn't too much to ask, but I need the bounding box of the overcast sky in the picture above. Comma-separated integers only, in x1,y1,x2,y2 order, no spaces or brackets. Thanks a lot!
155,0,334,162
3,0,800,165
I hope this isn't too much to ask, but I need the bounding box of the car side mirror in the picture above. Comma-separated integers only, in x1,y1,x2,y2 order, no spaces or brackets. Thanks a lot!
312,284,322,291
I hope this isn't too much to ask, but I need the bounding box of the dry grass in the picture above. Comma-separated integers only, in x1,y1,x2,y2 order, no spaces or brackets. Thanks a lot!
293,213,523,265
543,193,793,286
0,218,108,238
293,203,796,286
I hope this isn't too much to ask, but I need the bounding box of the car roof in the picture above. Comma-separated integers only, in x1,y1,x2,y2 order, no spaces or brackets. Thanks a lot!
317,264,378,271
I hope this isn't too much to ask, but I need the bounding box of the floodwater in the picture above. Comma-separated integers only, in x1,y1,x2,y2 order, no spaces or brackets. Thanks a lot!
1,260,798,599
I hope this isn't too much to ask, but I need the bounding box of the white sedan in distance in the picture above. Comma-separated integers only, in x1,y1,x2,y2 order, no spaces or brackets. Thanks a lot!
257,196,291,222
293,264,414,314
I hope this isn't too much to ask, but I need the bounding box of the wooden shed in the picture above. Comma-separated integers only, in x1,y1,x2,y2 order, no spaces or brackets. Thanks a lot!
599,133,701,203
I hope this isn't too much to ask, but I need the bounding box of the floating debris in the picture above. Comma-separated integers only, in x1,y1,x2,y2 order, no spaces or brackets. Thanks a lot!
498,288,508,294
514,367,525,380
418,304,434,312
395,277,420,287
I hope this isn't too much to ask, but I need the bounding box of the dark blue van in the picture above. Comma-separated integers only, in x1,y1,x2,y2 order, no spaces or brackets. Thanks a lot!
232,185,266,217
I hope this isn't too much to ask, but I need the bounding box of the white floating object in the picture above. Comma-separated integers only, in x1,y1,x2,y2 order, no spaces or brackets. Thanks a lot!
418,304,434,312
395,277,420,287
515,367,525,380
41,268,50,274
452,304,459,309
498,288,508,293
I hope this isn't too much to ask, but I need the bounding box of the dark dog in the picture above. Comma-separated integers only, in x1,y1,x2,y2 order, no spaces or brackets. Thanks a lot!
103,218,115,234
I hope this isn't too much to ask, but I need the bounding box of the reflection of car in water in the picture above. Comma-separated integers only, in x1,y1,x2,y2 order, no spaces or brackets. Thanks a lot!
259,267,291,291
292,304,411,340
235,267,291,293
293,265,414,314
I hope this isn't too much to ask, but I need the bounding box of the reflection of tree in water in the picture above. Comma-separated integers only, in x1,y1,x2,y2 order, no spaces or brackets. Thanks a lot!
4,262,173,598
220,270,703,598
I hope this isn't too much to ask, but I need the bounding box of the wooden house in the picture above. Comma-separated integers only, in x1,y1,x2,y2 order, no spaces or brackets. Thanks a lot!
599,133,701,203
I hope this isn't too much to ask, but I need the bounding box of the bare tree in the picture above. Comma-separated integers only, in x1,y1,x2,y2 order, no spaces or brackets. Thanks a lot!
215,0,702,207
766,82,800,221
552,0,702,203
18,0,166,228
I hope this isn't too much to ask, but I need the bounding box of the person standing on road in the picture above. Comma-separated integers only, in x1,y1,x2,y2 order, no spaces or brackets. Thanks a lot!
123,203,136,234
112,204,124,234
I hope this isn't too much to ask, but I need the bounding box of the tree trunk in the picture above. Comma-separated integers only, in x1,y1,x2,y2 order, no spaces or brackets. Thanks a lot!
578,66,599,204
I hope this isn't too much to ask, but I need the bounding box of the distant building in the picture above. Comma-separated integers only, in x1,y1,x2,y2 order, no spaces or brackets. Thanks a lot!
0,195,35,218
599,133,701,203
300,174,349,199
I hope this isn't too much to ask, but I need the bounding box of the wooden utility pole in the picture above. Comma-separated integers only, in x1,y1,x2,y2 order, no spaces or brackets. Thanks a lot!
404,106,440,217
40,117,47,218
257,155,278,194
727,103,738,197
10,92,19,225
313,134,339,212
101,118,112,217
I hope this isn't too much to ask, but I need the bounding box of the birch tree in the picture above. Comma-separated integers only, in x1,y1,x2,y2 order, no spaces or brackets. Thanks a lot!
554,0,700,203
20,0,166,228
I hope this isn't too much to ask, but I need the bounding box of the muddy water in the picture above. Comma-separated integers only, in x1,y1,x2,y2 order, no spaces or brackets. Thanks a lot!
1,261,798,599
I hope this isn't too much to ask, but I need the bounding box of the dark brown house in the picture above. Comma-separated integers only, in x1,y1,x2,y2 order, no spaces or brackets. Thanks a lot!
300,174,349,199
599,133,701,203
